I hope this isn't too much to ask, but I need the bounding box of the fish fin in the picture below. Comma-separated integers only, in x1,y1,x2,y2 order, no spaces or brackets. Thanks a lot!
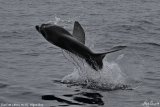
105,46,127,54
93,53,106,70
73,21,85,44
93,46,127,70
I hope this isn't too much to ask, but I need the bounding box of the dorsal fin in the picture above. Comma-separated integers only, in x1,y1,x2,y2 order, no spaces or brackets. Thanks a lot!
73,21,85,44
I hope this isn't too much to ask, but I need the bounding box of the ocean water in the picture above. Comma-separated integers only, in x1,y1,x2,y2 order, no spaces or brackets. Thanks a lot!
0,0,160,107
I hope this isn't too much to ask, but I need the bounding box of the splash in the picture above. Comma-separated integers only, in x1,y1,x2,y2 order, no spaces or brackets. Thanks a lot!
61,50,128,90
43,18,131,90
46,16,74,26
46,16,61,25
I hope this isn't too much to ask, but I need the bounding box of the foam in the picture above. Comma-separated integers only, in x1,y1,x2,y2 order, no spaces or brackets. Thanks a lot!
47,17,129,90
61,50,127,90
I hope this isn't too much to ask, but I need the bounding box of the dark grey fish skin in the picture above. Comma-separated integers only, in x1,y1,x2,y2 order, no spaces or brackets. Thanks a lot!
35,21,126,71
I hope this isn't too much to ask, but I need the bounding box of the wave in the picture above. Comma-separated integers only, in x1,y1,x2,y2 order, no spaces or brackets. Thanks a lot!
0,82,8,88
140,42,160,47
42,92,104,106
60,50,130,91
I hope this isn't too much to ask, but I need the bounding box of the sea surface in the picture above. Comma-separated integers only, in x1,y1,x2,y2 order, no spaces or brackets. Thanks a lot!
0,0,160,107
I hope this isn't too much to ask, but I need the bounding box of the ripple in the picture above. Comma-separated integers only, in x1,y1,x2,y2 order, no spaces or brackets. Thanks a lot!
137,20,154,25
144,77,160,81
42,91,105,106
20,52,40,56
73,92,104,105
79,92,102,98
140,42,160,47
42,95,82,106
73,96,104,105
0,83,8,88
120,25,146,31
109,24,146,34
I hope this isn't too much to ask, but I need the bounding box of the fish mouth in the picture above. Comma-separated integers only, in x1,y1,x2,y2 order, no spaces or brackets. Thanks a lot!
35,23,52,32
35,23,54,39
35,24,47,38
35,25,40,33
